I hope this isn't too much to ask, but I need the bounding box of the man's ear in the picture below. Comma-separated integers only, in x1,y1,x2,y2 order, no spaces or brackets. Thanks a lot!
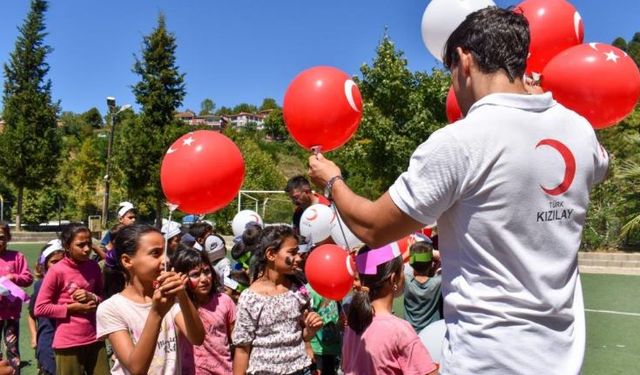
457,47,472,78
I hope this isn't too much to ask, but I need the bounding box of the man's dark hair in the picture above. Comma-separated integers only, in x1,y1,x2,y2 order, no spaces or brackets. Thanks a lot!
443,7,529,82
285,175,310,193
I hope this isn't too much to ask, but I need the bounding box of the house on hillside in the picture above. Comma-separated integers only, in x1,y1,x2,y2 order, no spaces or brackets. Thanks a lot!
175,108,274,131
175,110,226,130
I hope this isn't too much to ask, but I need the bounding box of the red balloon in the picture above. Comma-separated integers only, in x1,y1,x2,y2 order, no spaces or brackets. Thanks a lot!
283,66,363,152
160,130,245,214
305,244,355,301
517,0,584,75
542,43,640,129
446,86,463,123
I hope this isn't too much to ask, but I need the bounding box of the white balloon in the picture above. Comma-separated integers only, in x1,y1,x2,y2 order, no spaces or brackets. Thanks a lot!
299,204,335,245
330,212,364,250
418,319,447,364
421,0,496,62
232,210,264,238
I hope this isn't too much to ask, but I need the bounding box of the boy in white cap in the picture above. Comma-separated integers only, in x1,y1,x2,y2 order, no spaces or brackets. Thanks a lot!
96,202,137,259
161,220,182,259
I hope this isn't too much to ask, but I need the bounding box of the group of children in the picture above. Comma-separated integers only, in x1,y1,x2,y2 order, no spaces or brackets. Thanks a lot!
0,201,444,375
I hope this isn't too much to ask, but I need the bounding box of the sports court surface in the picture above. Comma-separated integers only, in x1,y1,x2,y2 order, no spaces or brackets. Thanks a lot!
8,243,640,374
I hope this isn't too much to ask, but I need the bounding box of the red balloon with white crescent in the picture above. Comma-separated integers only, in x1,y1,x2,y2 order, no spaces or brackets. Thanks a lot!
541,43,640,128
283,66,363,152
517,0,584,75
446,86,463,123
160,131,245,214
305,244,355,301
535,139,576,195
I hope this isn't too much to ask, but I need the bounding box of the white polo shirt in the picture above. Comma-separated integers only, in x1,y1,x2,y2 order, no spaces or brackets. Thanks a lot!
389,92,608,375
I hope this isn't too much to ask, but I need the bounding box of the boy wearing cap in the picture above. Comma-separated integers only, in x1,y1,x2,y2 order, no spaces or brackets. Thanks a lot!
161,220,182,259
96,202,136,260
404,241,442,333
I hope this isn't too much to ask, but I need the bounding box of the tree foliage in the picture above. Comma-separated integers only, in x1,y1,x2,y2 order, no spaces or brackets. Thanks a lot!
116,13,189,226
0,0,60,230
199,98,215,115
263,108,288,140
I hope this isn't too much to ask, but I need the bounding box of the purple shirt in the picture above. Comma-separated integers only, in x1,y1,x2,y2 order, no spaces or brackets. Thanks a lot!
35,256,103,349
0,249,33,319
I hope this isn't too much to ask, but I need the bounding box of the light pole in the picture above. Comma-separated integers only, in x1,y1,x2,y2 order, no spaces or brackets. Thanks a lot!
101,97,131,228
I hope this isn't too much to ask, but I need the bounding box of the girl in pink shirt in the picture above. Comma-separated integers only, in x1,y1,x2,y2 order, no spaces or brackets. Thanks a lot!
34,223,108,374
0,222,34,373
173,247,236,374
342,244,438,375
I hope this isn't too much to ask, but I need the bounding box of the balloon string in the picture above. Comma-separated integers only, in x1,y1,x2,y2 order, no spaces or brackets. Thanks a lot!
164,208,175,272
332,203,351,250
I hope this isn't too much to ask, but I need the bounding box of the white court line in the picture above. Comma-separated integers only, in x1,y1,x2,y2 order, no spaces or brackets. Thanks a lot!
585,309,640,317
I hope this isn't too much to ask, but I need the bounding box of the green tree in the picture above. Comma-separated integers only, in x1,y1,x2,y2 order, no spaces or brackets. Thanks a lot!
199,98,215,115
116,13,188,226
82,107,103,128
0,0,60,230
232,103,258,114
259,97,279,111
263,108,288,140
215,106,234,116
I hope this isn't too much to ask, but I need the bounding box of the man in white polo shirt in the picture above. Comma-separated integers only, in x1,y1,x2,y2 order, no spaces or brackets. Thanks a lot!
309,7,608,374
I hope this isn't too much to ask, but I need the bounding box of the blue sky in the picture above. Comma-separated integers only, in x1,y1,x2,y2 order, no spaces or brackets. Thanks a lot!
0,0,637,114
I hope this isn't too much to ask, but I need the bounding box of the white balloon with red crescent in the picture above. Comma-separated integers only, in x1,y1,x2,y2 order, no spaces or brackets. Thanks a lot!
300,204,334,244
232,210,264,238
535,139,576,196
344,79,360,113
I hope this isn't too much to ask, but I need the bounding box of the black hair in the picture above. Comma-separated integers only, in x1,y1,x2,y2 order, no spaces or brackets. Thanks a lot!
244,225,298,282
443,7,529,83
172,247,220,303
104,224,161,298
60,222,91,251
231,224,262,260
409,241,434,275
284,175,311,193
189,222,213,242
348,246,403,335
0,221,10,239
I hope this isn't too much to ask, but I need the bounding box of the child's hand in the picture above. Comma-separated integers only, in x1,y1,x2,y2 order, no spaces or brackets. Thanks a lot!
303,311,323,334
30,337,36,349
67,300,97,314
0,360,15,375
72,289,95,303
152,271,185,317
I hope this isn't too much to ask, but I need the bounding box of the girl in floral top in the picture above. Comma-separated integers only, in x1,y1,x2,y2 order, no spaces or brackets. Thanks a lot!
232,225,323,375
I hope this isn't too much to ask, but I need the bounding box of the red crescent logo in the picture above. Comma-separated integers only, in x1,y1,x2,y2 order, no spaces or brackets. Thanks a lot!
305,208,318,221
535,139,576,195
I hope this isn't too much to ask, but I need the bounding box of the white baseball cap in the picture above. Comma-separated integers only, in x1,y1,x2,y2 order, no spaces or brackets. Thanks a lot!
161,221,182,240
117,202,135,218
